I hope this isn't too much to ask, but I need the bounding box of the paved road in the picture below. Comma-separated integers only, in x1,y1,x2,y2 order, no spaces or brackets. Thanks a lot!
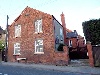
0,64,91,75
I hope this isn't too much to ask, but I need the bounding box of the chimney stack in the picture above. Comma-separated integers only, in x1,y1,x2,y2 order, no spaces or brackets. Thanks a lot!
60,12,67,44
60,12,66,28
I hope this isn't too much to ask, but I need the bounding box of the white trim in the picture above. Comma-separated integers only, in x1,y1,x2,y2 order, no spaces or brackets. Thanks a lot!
34,39,44,54
15,25,21,37
14,43,20,55
35,19,42,33
34,52,44,54
34,32,43,34
13,53,21,56
69,40,72,47
17,58,26,60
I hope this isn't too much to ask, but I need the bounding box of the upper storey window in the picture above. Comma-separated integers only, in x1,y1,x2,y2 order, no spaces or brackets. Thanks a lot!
35,19,42,33
15,25,21,37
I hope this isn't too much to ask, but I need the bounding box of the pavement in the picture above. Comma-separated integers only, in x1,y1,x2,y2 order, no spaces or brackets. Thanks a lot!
1,61,100,75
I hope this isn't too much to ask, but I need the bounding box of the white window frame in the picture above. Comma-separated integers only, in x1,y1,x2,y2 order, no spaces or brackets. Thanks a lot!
35,19,42,33
34,39,44,54
69,40,72,47
13,43,21,55
15,25,21,37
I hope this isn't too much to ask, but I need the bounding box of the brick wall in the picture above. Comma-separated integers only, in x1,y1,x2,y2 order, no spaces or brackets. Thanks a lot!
8,7,69,65
78,37,85,47
87,41,94,67
54,46,69,65
68,38,77,48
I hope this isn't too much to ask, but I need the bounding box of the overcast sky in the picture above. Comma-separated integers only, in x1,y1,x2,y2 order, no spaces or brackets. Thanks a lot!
0,0,100,37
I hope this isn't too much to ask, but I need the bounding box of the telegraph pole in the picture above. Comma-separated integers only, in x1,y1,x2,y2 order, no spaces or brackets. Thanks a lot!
5,15,9,62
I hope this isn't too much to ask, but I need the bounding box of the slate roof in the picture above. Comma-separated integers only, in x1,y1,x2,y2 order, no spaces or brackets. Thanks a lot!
66,30,78,38
0,27,3,34
0,27,6,34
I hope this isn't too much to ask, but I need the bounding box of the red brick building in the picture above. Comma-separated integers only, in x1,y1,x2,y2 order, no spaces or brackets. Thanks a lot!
8,6,69,65
77,35,85,47
66,30,85,48
66,29,87,59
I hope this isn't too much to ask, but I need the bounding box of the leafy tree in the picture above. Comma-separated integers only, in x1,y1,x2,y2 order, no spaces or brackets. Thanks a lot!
82,19,100,45
0,40,5,51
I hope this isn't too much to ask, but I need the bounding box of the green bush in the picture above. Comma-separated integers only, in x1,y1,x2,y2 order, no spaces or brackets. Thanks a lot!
0,40,5,51
57,43,65,51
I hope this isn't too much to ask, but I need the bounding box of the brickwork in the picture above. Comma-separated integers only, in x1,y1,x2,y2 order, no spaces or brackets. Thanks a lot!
54,46,69,65
87,41,94,67
68,38,77,48
78,36,85,47
8,6,69,65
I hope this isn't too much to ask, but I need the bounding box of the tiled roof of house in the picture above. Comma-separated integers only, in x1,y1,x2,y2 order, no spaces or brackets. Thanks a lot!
66,30,78,38
0,27,3,34
0,27,6,34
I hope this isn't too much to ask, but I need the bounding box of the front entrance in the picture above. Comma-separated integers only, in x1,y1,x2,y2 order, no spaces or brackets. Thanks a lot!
69,46,89,66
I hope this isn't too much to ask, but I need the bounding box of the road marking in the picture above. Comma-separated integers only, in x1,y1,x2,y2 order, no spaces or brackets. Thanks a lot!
0,73,8,75
0,73,2,74
4,74,8,75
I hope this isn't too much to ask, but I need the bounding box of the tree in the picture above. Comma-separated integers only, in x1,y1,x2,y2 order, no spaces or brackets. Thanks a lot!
82,19,100,45
0,40,5,51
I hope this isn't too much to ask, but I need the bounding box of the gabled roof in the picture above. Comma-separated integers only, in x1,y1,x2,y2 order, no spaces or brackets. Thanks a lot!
14,6,52,22
66,30,78,38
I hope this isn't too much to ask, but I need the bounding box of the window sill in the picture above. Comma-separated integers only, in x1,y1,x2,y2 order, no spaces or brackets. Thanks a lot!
34,32,43,34
13,54,21,56
14,36,21,38
34,52,44,54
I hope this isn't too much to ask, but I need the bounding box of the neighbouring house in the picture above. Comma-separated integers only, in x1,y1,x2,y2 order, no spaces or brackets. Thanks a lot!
66,30,78,48
0,26,6,61
66,29,87,59
77,35,86,47
66,29,85,48
8,6,69,65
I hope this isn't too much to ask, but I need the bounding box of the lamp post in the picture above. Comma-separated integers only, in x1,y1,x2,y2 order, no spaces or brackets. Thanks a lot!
5,15,9,62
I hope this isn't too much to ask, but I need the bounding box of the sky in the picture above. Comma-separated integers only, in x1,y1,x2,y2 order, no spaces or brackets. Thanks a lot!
0,0,100,37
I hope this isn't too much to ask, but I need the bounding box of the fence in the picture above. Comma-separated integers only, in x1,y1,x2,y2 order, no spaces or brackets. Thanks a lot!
92,45,100,67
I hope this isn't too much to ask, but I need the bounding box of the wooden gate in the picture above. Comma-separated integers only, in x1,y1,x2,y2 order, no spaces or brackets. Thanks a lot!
92,45,100,67
69,46,88,59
